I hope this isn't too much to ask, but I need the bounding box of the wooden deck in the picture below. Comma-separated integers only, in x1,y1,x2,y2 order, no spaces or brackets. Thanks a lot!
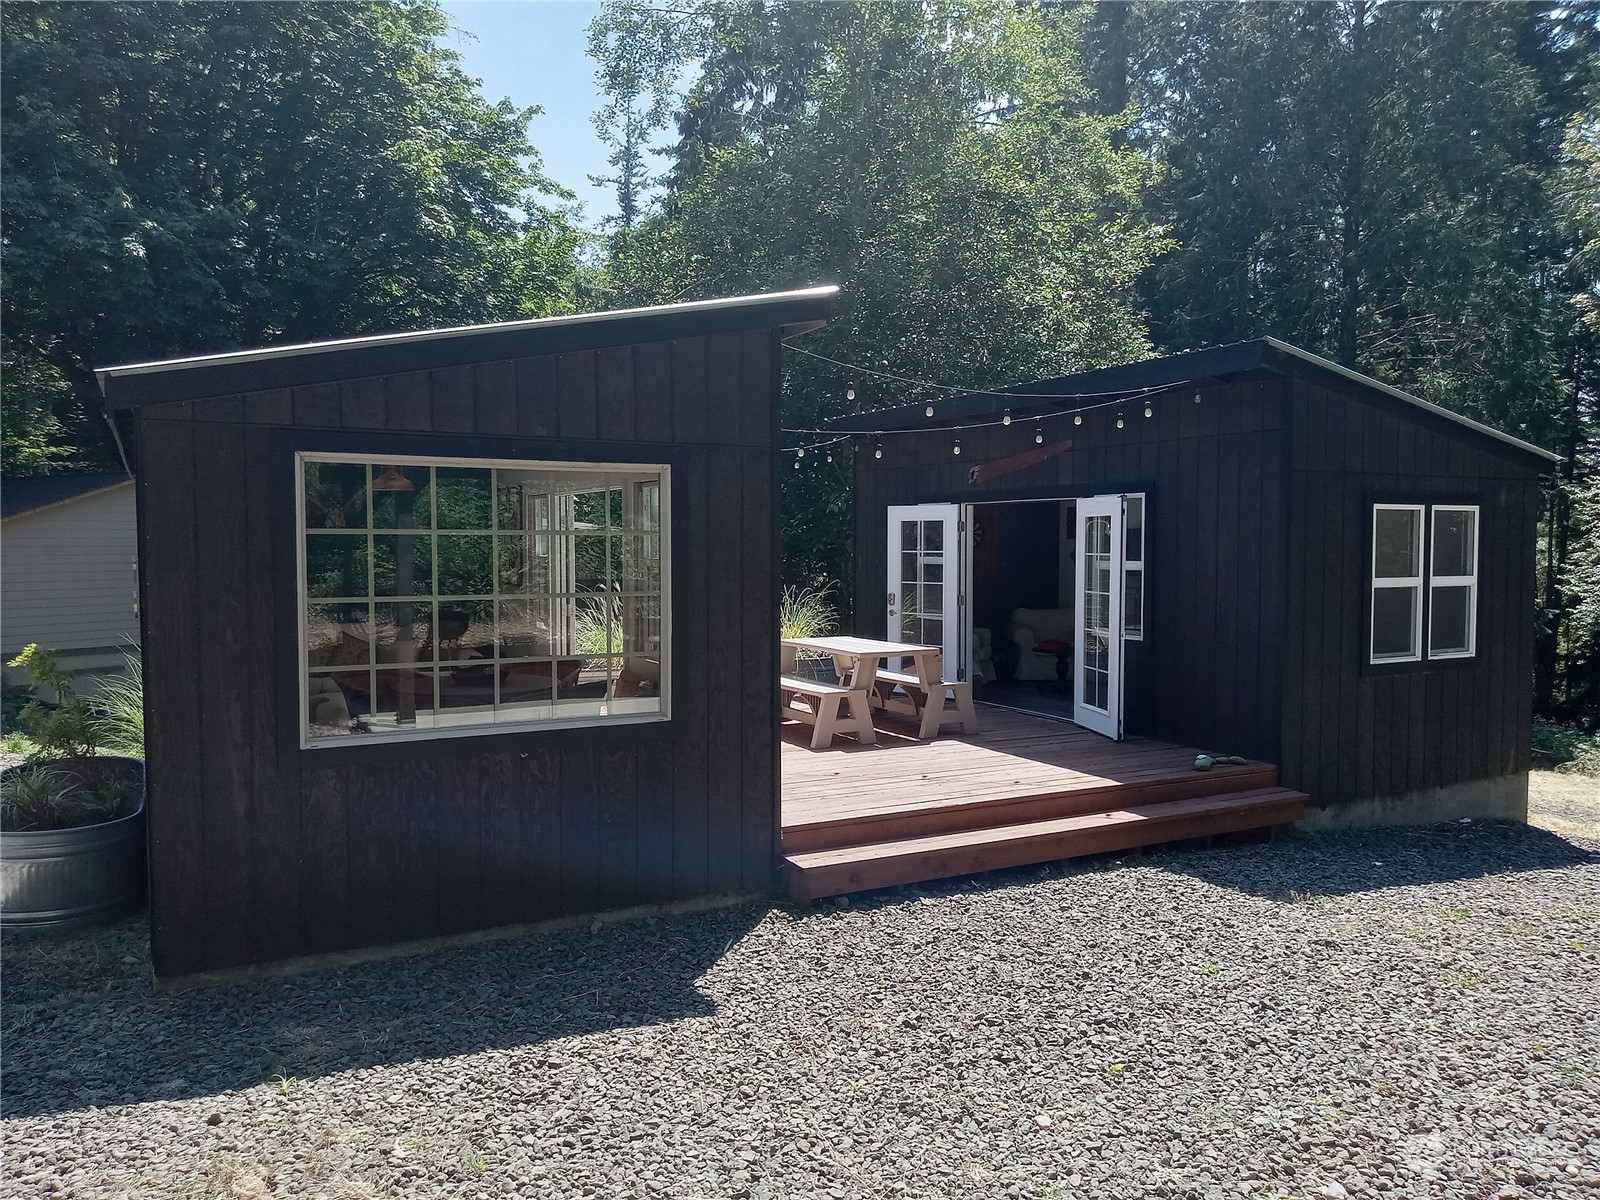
780,704,1307,900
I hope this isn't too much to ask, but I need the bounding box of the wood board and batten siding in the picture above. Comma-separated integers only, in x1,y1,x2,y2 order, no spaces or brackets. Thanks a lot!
1281,373,1542,811
846,338,1555,826
108,289,834,979
853,371,1290,766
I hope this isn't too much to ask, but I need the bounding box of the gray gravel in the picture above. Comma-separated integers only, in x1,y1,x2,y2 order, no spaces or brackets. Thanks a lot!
4,821,1599,1200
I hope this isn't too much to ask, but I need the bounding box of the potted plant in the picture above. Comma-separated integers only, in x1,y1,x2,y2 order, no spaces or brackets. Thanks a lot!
779,584,840,682
1,646,146,932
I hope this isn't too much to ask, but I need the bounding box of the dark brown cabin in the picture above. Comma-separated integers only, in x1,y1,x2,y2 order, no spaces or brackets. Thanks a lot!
97,286,837,979
837,338,1558,829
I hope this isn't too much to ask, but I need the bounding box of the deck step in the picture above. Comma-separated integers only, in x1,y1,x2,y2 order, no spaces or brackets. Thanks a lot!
781,762,1279,853
783,787,1308,902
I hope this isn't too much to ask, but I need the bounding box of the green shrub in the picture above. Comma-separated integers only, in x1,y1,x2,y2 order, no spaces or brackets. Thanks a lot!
1532,719,1600,775
6,644,100,763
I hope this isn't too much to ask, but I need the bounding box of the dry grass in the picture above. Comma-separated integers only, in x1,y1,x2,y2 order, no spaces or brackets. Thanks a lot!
1528,768,1600,840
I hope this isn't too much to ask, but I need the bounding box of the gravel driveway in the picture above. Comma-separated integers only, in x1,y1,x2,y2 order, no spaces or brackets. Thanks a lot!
4,820,1599,1200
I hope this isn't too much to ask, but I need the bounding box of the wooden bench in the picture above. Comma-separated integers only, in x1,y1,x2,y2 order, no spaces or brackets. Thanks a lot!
871,669,979,740
780,676,877,750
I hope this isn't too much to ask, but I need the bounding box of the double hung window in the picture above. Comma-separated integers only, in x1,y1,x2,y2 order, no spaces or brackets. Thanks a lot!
1369,503,1477,665
298,454,669,746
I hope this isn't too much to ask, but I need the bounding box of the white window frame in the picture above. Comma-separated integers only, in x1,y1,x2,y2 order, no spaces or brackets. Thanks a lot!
1370,503,1425,665
1427,504,1479,660
296,451,671,749
1122,492,1146,641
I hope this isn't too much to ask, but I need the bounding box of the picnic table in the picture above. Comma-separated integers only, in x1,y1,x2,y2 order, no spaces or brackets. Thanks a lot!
781,635,945,694
781,636,976,742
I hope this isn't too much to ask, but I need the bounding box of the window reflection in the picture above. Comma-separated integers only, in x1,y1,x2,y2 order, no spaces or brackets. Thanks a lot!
302,458,668,743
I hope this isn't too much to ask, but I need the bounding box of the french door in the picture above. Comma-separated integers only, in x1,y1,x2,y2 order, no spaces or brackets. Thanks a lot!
886,504,964,678
1074,495,1124,739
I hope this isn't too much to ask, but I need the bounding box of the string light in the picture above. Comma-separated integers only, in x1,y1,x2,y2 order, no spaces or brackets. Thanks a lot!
1116,413,1125,428
1074,414,1082,426
953,439,962,456
846,382,856,401
796,447,805,457
1034,423,1044,444
1194,392,1202,403
793,458,801,470
924,402,935,418
1144,404,1153,418
874,439,883,459
826,449,833,463
1002,408,1012,426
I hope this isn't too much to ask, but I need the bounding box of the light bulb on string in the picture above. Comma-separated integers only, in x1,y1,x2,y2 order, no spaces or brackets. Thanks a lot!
793,458,801,470
1034,424,1044,445
1144,404,1153,418
797,447,805,457
924,402,935,418
1116,413,1125,429
1194,392,1202,404
953,439,962,456
874,440,883,460
1074,414,1082,426
1002,408,1012,426
846,382,856,401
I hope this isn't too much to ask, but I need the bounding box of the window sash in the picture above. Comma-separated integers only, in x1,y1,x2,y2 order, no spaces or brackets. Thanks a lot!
297,452,671,748
1370,505,1424,663
1428,504,1478,659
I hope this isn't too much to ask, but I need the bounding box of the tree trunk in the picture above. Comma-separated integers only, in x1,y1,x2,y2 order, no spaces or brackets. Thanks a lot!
1336,0,1369,370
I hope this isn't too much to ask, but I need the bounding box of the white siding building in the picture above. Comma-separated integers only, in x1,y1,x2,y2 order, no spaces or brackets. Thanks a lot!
2,473,139,681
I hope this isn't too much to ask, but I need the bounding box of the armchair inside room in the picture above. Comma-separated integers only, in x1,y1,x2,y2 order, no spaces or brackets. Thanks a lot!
1000,607,1074,681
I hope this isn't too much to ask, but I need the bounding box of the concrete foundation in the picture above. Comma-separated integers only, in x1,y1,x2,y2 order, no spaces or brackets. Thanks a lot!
1297,771,1529,831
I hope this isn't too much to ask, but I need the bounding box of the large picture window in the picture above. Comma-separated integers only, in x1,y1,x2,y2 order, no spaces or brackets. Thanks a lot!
298,453,669,746
1369,501,1478,666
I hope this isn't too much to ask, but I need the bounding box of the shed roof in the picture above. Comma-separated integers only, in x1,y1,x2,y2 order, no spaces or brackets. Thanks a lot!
2,472,132,520
831,337,1560,468
96,285,840,409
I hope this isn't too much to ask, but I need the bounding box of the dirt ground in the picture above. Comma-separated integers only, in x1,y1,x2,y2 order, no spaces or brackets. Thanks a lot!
1528,768,1600,840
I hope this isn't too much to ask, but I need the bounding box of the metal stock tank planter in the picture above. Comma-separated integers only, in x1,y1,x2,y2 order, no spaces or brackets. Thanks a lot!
0,756,147,933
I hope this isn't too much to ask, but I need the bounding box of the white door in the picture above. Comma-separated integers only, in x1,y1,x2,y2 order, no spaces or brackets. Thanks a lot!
886,504,964,678
1074,495,1124,738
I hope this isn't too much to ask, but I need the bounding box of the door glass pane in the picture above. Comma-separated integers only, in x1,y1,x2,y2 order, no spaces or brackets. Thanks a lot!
923,521,942,552
1124,567,1144,638
902,521,918,552
1430,585,1472,655
1081,514,1113,712
1374,508,1420,579
1372,586,1419,659
1124,496,1143,562
1432,509,1475,578
901,552,919,584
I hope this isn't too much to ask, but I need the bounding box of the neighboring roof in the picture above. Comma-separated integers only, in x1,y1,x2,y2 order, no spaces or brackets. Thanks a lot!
2,472,132,520
832,337,1560,467
96,285,841,409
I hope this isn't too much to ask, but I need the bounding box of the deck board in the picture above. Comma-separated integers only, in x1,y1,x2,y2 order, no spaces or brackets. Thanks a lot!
781,703,1269,832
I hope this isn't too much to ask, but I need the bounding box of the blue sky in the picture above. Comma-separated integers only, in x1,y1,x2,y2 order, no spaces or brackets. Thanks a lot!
440,1,617,226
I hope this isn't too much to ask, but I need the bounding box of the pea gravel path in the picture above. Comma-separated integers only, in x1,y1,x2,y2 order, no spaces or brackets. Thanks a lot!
5,820,1599,1200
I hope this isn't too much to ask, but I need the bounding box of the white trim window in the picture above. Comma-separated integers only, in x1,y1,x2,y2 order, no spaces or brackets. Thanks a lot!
1370,504,1425,663
297,453,670,747
1428,505,1479,659
1368,501,1480,665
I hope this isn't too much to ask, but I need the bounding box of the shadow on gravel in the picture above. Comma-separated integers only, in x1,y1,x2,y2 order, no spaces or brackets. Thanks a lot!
1152,818,1600,900
0,901,766,1120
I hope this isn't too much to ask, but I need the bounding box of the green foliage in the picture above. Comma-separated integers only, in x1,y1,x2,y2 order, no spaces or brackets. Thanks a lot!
780,585,838,640
5,645,101,765
0,761,126,832
590,0,1163,605
0,0,586,476
1532,719,1600,775
94,657,144,761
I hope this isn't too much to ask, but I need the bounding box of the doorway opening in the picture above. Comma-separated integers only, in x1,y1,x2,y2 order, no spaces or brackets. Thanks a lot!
970,498,1078,721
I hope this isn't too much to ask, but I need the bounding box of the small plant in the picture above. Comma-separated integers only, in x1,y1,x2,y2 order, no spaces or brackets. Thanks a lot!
780,584,838,640
1201,961,1223,977
7,644,102,766
0,763,75,830
1,730,36,756
272,1074,300,1095
94,656,144,759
